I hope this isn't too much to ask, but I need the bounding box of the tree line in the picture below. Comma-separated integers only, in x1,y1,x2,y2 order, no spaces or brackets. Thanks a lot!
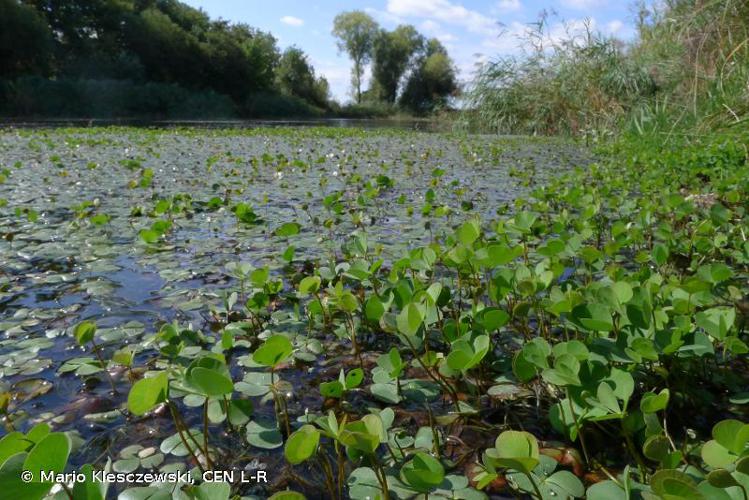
0,0,458,118
333,10,459,114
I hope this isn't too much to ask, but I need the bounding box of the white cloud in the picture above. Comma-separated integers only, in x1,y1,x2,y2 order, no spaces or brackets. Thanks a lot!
420,19,441,32
605,19,623,35
560,0,603,10
386,0,499,36
496,0,522,12
419,20,459,43
363,7,405,26
280,16,304,27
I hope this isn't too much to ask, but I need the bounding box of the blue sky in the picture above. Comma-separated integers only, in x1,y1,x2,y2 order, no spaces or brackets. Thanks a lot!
181,0,643,102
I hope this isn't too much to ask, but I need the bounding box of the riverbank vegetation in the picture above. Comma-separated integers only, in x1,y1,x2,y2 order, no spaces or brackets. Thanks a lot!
466,0,748,142
0,1,458,119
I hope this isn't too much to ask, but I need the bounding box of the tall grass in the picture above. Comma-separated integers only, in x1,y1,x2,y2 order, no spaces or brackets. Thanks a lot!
466,1,749,142
629,0,749,139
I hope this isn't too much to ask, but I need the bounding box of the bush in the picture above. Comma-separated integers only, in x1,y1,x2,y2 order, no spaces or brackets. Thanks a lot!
466,18,655,136
0,77,236,119
467,2,749,139
331,101,396,119
242,92,326,118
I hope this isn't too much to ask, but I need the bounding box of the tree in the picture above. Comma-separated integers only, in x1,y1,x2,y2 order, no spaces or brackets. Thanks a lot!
0,0,54,78
276,46,328,108
400,39,459,113
371,25,423,104
332,10,379,103
24,0,134,73
205,23,279,99
123,7,208,87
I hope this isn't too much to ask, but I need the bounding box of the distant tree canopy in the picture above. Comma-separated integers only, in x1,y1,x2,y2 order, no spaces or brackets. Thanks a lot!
0,0,54,78
276,46,329,109
332,10,380,104
1,0,459,117
371,25,423,104
333,11,459,112
400,39,459,113
4,0,282,102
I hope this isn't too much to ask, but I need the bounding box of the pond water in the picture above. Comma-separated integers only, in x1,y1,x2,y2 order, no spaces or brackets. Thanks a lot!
0,126,591,497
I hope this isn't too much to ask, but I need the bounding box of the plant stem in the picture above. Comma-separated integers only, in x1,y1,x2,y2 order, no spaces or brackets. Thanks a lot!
402,334,461,412
168,402,205,473
524,471,544,499
565,387,590,465
371,453,391,500
90,339,118,394
202,399,213,469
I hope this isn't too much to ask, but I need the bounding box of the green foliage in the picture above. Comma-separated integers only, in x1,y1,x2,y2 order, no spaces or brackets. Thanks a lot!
252,335,293,368
0,424,73,499
0,0,53,79
1,76,237,119
73,320,97,345
400,452,445,493
127,372,169,416
284,425,320,465
2,125,749,499
467,3,749,138
400,39,459,114
332,11,380,103
371,25,423,104
276,47,330,109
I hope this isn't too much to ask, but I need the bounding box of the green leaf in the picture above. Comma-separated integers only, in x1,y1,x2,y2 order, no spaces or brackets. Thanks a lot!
23,432,71,482
643,435,671,463
541,354,581,386
652,243,669,266
298,276,321,295
486,430,539,475
587,480,627,500
252,335,293,367
457,220,480,246
446,335,490,372
546,470,585,498
712,419,749,454
706,469,739,489
188,367,234,396
571,303,613,332
640,389,670,413
227,400,253,426
268,492,306,500
365,296,386,322
246,419,283,449
73,320,97,345
696,308,735,340
320,380,344,398
481,308,510,331
0,433,30,468
400,452,445,493
649,469,702,499
284,425,320,465
396,302,424,336
339,416,384,455
128,372,169,416
345,368,364,389
138,229,160,244
612,281,634,304
274,222,301,238
702,440,737,469
71,463,109,500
